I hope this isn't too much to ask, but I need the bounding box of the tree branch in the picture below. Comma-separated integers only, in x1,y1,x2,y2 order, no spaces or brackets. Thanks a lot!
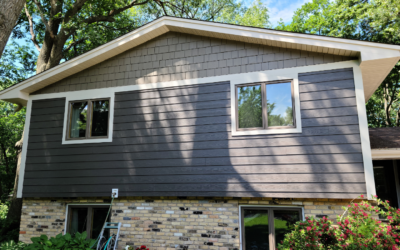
63,38,85,54
32,0,56,38
83,15,116,24
24,4,41,52
107,0,150,17
63,0,89,24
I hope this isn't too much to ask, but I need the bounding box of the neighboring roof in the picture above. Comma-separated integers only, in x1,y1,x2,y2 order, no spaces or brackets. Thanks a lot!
370,127,400,160
370,127,400,149
1,16,400,106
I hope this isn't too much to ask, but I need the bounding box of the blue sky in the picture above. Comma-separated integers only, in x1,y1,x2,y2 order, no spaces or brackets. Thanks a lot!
263,0,312,26
267,82,293,116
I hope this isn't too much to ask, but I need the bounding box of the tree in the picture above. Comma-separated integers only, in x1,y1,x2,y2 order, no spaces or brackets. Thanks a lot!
0,41,35,243
14,0,242,74
217,0,270,28
0,0,26,59
276,0,400,128
238,85,263,128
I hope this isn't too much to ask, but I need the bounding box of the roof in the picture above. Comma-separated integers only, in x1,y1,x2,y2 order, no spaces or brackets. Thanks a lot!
370,127,400,149
1,16,400,106
370,127,400,160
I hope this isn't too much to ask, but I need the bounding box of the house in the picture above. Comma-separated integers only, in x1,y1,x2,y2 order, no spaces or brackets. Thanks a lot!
370,128,400,207
1,16,400,250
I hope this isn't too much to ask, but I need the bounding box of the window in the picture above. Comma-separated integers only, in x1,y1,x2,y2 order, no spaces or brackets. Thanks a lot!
241,207,302,250
67,99,109,140
236,81,295,131
67,205,110,239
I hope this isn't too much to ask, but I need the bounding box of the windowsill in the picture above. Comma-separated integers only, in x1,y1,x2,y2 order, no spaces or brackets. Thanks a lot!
62,137,113,144
232,127,302,136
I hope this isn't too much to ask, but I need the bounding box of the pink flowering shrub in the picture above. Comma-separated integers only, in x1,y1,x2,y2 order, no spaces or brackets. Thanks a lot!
278,195,400,249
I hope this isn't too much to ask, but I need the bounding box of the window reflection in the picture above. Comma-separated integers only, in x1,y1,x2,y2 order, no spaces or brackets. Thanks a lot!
244,209,269,250
70,101,88,138
238,85,263,128
273,210,301,248
91,100,109,137
266,82,293,127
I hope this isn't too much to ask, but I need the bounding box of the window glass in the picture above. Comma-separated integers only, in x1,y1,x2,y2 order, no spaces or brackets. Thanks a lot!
273,210,301,248
243,209,270,250
69,207,88,236
91,100,109,137
238,85,263,128
70,101,88,138
69,206,110,239
92,207,109,239
266,82,293,127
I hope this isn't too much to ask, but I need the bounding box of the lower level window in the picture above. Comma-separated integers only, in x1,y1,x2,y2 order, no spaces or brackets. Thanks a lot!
241,207,302,250
67,205,110,239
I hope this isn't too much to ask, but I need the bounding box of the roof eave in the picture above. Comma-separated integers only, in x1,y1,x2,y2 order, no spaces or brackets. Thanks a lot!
1,16,399,105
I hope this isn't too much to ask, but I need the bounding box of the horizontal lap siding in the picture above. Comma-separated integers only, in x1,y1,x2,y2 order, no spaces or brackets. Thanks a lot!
23,68,365,198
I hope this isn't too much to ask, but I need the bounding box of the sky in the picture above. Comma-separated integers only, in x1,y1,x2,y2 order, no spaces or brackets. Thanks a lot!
6,0,312,72
264,0,313,26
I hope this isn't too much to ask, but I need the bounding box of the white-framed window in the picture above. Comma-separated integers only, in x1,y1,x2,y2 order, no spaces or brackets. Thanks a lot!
239,206,303,250
64,203,111,239
62,92,114,144
235,80,295,131
230,72,301,136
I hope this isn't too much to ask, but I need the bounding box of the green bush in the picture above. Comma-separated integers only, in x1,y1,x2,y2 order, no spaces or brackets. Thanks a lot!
0,202,19,244
278,195,400,249
0,203,7,220
24,232,96,250
0,240,27,250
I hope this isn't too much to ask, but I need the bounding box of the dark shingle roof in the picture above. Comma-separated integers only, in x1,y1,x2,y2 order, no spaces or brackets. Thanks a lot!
369,127,400,149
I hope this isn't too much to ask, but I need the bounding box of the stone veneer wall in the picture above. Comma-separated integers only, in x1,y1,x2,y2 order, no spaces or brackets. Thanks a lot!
20,197,353,249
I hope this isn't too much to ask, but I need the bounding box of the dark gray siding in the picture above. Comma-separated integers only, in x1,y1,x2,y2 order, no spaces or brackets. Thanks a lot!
32,32,354,95
23,68,365,198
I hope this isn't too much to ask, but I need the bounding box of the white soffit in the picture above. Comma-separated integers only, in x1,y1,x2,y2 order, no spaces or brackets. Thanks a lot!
0,16,399,105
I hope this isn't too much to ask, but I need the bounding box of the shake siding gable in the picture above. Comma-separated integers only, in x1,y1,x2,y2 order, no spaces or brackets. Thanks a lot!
32,32,353,95
24,68,366,198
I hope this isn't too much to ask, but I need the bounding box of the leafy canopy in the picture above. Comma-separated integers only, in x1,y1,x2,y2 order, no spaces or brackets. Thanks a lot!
277,0,400,128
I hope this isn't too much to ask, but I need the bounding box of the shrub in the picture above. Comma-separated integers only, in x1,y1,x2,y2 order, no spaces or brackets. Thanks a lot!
0,203,7,220
24,232,96,250
0,202,19,244
0,240,27,250
278,195,400,249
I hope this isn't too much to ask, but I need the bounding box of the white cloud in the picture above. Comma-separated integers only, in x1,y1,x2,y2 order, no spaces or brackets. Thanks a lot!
264,0,313,26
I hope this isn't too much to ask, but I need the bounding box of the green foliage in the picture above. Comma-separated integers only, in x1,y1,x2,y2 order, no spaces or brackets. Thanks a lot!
24,232,96,250
0,203,7,220
278,195,400,249
217,0,270,28
238,85,263,128
0,41,32,244
276,0,400,128
0,240,27,250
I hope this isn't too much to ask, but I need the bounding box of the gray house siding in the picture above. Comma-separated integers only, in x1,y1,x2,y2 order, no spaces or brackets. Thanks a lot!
23,67,366,198
32,32,354,95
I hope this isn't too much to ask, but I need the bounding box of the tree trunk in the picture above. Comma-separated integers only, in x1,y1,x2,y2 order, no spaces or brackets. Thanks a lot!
0,0,26,59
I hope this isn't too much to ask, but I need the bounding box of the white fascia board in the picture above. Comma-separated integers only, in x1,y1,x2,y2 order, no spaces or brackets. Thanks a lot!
372,148,400,160
2,16,400,105
164,17,400,60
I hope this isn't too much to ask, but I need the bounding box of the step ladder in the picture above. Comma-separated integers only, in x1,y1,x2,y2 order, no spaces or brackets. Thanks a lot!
96,222,121,250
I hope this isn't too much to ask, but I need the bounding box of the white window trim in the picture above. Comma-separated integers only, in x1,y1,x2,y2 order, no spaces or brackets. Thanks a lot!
230,72,301,136
17,60,376,200
63,203,111,235
238,205,305,250
61,91,115,144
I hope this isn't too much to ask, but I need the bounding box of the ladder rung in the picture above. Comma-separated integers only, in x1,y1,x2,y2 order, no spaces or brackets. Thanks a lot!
104,226,119,229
